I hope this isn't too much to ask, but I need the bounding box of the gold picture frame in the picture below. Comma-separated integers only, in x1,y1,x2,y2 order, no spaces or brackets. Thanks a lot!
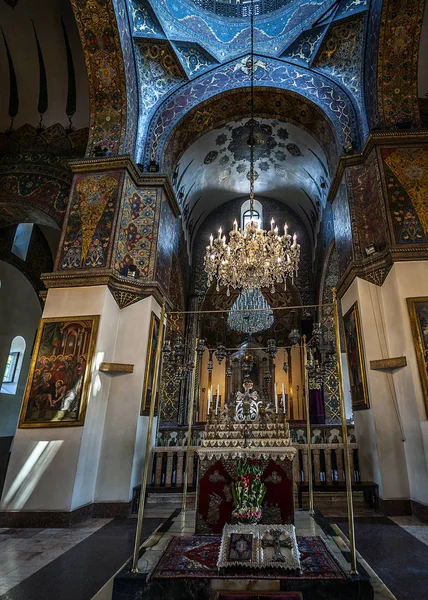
19,316,99,428
343,301,370,410
141,312,161,415
407,297,428,415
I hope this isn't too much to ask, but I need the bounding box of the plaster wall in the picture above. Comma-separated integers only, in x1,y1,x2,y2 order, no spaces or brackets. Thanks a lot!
380,262,428,505
1,285,118,512
95,296,161,502
341,277,408,499
0,261,41,438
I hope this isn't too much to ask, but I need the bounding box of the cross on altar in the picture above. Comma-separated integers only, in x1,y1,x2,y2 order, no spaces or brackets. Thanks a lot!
262,529,294,562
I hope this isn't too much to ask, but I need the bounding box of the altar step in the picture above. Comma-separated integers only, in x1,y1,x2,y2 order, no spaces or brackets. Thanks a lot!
298,490,369,511
146,489,196,508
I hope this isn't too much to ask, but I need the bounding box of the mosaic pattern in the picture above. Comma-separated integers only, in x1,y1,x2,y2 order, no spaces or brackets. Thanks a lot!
173,43,218,77
282,26,326,64
381,147,428,244
364,0,382,129
114,176,159,276
155,197,175,291
130,0,165,37
70,0,129,155
59,172,121,269
346,150,388,260
163,89,339,179
314,15,366,127
377,0,425,128
144,55,360,165
332,183,353,277
135,40,185,145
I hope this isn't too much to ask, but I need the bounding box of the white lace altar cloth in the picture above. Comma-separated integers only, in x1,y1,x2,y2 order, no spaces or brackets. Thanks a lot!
217,523,301,571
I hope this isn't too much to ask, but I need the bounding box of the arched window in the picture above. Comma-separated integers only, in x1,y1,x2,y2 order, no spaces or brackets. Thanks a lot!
11,224,33,261
241,199,263,229
1,336,26,395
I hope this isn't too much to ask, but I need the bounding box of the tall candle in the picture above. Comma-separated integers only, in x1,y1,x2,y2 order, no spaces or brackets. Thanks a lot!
207,389,211,415
282,383,286,414
216,385,220,414
274,383,278,414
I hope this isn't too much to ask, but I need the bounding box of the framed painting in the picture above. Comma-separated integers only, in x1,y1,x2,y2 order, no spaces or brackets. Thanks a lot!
19,316,99,428
141,312,160,415
407,297,428,414
343,302,369,410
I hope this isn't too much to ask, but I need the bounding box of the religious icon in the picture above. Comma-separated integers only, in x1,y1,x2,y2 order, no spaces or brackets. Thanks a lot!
141,312,161,415
407,297,428,414
343,302,369,410
19,316,99,428
228,533,253,561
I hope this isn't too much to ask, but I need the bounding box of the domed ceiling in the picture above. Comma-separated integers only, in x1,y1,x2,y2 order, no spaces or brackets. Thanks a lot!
173,118,329,246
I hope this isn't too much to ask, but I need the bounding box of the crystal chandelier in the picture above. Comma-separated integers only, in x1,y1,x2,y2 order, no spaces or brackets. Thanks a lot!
204,1,300,296
227,289,274,334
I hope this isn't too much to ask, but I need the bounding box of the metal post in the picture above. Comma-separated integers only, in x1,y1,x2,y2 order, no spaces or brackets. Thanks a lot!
131,298,166,573
332,289,358,575
303,336,314,514
182,338,199,514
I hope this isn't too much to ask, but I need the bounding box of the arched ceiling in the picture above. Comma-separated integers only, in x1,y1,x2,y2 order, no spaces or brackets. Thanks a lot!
127,0,371,163
174,117,329,246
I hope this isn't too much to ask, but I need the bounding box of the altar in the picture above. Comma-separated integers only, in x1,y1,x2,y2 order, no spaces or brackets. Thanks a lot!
195,380,296,535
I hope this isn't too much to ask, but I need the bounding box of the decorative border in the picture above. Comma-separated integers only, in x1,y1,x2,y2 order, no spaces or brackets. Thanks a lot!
407,297,428,417
343,301,370,411
19,315,100,428
141,311,161,415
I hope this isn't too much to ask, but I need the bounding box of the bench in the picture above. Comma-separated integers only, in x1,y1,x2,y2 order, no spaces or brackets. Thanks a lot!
296,481,379,512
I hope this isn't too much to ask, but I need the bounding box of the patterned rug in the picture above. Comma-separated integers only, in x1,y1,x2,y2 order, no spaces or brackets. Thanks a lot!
151,535,346,580
218,594,302,600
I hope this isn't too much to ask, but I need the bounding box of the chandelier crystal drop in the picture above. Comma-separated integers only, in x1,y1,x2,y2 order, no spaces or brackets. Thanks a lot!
227,289,274,334
203,0,300,295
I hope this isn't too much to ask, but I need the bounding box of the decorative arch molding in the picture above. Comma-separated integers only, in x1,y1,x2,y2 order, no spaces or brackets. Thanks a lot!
160,87,340,179
70,0,138,156
143,55,362,168
367,0,425,129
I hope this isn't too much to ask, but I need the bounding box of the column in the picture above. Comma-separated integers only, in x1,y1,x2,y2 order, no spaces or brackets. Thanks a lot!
0,157,181,524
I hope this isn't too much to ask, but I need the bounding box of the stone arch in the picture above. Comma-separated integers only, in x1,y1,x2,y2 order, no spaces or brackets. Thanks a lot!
144,55,362,168
70,0,137,156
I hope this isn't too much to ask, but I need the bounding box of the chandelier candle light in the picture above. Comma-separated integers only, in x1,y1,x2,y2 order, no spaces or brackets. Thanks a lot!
203,1,300,296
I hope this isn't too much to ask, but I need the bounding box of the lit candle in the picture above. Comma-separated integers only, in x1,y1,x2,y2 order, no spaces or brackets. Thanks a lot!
209,234,213,247
233,219,238,231
284,223,288,235
275,383,278,414
271,218,275,231
207,389,211,415
218,227,222,239
282,383,286,414
216,385,220,414
292,233,297,249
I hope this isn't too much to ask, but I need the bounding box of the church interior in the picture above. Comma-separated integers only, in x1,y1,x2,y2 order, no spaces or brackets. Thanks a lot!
0,0,428,598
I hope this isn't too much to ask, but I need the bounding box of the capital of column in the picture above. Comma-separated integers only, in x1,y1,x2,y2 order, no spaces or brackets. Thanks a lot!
42,156,180,309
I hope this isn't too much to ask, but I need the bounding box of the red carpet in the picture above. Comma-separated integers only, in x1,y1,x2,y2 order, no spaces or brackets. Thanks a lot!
218,594,302,600
151,535,346,580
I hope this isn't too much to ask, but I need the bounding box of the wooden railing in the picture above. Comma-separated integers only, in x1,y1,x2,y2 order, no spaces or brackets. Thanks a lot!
149,443,360,490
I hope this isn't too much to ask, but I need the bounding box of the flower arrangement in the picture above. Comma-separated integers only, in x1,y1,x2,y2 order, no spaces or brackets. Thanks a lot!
232,458,266,524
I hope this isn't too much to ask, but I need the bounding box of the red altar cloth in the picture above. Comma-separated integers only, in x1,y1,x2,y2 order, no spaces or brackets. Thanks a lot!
196,458,294,534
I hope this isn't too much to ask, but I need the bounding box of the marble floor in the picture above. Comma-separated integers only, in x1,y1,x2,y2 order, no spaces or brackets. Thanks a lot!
0,508,425,599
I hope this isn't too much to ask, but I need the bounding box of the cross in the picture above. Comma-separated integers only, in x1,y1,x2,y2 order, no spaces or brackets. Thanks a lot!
262,530,294,562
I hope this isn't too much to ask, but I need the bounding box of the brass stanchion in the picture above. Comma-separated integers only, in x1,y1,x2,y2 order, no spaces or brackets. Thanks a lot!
332,289,358,575
182,338,199,514
131,298,166,574
302,335,314,515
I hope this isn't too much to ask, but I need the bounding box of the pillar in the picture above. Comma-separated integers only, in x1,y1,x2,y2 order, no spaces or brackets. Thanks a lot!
0,157,180,525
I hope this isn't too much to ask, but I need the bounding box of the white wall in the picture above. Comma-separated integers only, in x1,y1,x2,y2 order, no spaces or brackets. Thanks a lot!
341,263,428,506
0,261,41,438
1,286,162,512
94,296,160,503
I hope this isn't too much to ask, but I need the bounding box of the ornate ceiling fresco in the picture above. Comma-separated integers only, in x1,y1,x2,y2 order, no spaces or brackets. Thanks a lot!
174,118,329,245
125,0,371,164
